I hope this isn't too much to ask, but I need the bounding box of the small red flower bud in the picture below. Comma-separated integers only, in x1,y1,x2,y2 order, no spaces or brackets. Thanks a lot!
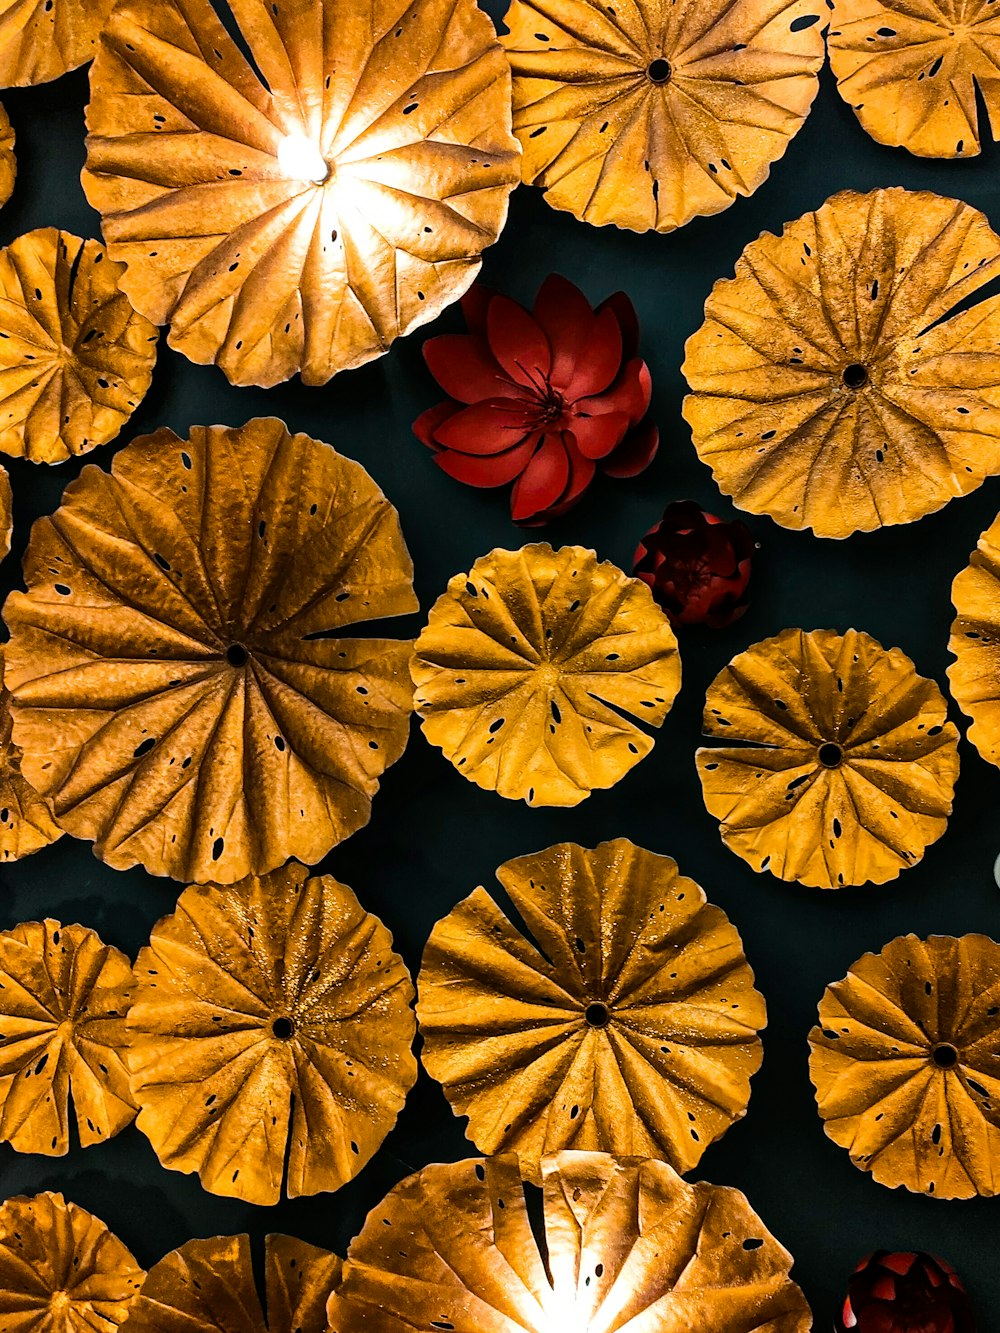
633,501,754,628
836,1251,976,1333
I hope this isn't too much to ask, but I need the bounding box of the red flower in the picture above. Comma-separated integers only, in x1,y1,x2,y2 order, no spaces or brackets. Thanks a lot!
633,501,754,628
837,1252,976,1333
414,275,657,524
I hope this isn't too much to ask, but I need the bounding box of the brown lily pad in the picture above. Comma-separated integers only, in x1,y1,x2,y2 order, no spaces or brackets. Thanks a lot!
810,934,1000,1198
83,0,520,387
418,838,765,1181
329,1151,812,1333
128,863,417,1205
3,418,416,883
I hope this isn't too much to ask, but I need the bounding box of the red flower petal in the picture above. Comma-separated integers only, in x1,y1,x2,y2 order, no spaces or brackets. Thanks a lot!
487,295,552,388
882,1255,918,1277
460,284,494,335
577,358,652,425
563,305,623,399
511,433,570,521
558,436,597,506
534,275,598,390
414,401,460,447
435,434,539,488
568,411,632,460
423,334,514,404
433,400,535,455
603,421,658,478
598,290,640,360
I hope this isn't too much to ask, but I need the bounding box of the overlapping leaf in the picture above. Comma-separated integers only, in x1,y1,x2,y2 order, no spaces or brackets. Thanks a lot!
418,839,764,1180
829,0,1000,157
329,1151,812,1333
0,103,14,207
696,629,959,888
0,0,115,87
0,1191,144,1331
503,0,824,233
83,0,520,387
0,647,61,862
128,863,417,1205
3,418,416,883
0,228,158,462
0,919,134,1153
123,1234,341,1333
411,544,681,805
949,511,1000,767
810,934,1000,1198
683,188,1000,536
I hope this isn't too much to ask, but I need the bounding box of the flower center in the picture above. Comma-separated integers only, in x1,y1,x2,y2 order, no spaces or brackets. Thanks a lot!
226,643,249,667
276,132,329,184
931,1042,959,1069
271,1016,295,1040
585,1002,611,1028
49,1293,71,1314
536,662,560,687
842,363,868,389
647,58,672,84
818,742,843,768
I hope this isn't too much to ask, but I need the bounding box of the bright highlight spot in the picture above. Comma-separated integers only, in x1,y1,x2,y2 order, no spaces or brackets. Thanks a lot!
277,132,328,184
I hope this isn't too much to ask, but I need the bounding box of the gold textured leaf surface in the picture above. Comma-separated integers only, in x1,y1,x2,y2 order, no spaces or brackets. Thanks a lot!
82,0,520,388
0,462,11,563
682,188,1000,536
0,647,62,861
3,418,416,883
0,1191,144,1332
0,919,134,1154
828,0,1000,158
0,0,115,87
328,1151,812,1333
0,102,14,207
127,863,417,1205
696,629,959,889
948,510,1000,767
411,545,681,805
417,839,765,1182
123,1234,341,1333
809,934,1000,1199
503,0,824,234
0,228,158,462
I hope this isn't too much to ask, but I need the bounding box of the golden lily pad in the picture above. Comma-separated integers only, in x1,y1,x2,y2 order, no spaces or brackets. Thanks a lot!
829,0,1000,158
0,1191,144,1332
696,629,959,888
809,934,1000,1199
0,0,115,87
503,0,824,233
3,418,416,883
948,510,1000,767
0,102,14,207
329,1151,812,1333
83,0,520,388
683,188,1000,536
0,462,11,562
411,544,681,805
0,919,134,1153
418,839,765,1182
0,228,158,462
128,862,417,1205
123,1234,341,1333
0,647,62,861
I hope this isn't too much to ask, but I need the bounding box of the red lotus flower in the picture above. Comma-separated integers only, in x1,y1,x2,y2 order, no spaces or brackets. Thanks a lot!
633,501,754,628
414,275,657,524
837,1251,976,1333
